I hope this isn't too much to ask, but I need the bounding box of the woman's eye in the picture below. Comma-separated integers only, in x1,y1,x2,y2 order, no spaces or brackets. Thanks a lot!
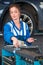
10,11,13,14
10,11,18,14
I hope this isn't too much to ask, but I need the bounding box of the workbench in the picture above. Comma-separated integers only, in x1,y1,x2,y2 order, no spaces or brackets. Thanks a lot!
2,45,43,65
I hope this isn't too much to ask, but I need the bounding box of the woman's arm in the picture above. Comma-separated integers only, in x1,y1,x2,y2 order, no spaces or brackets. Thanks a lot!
11,37,20,47
4,24,14,44
26,38,34,43
4,23,21,47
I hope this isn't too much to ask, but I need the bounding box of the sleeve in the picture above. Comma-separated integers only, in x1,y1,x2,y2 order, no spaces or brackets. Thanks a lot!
4,24,14,44
26,24,30,40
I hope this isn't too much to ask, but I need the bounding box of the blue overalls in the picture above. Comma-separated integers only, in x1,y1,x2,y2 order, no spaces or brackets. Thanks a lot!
4,20,31,45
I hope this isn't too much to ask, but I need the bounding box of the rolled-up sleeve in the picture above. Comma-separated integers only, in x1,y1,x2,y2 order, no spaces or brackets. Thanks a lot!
4,24,14,44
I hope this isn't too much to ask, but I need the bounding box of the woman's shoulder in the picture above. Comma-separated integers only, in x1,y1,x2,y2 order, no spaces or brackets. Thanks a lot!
4,21,13,27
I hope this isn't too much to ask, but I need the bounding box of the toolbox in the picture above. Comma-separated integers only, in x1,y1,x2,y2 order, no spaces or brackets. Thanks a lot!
2,45,43,65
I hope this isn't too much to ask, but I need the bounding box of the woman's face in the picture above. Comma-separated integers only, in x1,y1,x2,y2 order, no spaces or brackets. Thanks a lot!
9,7,20,21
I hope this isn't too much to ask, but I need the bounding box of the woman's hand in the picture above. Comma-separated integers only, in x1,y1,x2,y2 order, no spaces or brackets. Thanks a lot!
26,38,35,43
11,37,19,48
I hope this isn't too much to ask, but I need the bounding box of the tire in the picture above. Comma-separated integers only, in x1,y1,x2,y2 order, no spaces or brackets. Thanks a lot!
20,10,35,35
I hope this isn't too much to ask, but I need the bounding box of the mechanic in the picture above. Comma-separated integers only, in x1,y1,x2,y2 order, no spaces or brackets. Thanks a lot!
4,4,34,48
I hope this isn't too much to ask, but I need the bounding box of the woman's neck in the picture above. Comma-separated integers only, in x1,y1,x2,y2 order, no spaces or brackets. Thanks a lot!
13,19,20,29
13,19,20,24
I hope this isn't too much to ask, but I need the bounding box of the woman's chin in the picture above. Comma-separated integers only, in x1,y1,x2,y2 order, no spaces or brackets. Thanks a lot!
13,18,17,20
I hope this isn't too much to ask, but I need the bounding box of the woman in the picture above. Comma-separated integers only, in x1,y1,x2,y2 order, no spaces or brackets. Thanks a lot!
4,4,34,48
